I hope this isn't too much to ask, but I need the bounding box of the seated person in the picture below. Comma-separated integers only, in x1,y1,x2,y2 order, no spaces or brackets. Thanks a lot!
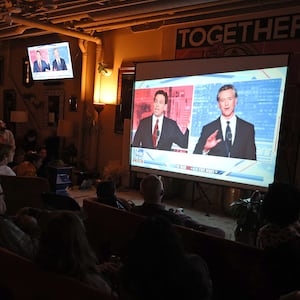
13,151,42,177
120,215,212,300
280,291,300,300
34,210,114,295
96,180,131,210
22,129,39,153
0,184,40,259
36,146,48,178
0,184,6,214
0,143,16,176
8,146,25,169
257,182,300,296
131,174,225,237
257,182,300,249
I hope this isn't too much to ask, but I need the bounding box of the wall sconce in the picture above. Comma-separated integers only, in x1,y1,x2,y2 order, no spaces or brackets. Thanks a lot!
98,62,112,77
10,110,28,123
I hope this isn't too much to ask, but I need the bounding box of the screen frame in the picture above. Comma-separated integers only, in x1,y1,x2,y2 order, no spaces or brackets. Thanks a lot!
27,41,74,81
130,54,290,192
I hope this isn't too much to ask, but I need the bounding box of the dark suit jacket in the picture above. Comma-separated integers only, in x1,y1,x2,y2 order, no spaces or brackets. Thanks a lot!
193,116,256,160
33,60,50,72
132,115,189,151
52,58,67,71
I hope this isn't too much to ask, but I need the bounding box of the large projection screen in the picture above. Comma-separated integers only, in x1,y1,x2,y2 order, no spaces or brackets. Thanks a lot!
130,54,289,191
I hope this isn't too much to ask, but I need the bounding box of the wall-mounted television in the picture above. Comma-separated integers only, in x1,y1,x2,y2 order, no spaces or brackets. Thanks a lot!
27,41,74,81
130,54,289,191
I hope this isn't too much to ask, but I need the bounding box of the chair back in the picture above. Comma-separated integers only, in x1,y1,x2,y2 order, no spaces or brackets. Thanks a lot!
0,175,50,215
41,192,81,211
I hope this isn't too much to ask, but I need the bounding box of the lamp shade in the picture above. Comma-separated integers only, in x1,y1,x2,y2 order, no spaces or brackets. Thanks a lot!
10,111,28,123
57,119,73,137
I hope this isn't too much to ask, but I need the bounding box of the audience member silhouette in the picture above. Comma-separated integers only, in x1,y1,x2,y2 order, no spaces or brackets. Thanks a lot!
22,129,39,153
8,146,25,169
0,143,16,176
131,174,183,225
35,210,113,295
120,215,212,300
36,146,48,178
257,182,300,249
0,185,40,259
0,184,6,214
96,180,130,210
280,291,300,300
44,135,60,162
257,182,300,297
131,174,225,237
0,120,15,162
13,151,42,176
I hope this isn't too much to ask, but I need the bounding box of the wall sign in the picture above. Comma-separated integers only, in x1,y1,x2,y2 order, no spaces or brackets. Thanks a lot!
176,13,300,58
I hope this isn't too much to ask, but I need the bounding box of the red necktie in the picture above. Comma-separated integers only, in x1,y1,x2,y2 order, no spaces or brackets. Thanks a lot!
152,119,159,148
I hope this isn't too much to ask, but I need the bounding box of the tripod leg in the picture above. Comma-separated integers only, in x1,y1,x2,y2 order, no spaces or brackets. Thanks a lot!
191,182,212,216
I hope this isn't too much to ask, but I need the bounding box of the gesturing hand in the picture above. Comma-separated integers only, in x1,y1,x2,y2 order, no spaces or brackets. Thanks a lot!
203,130,222,152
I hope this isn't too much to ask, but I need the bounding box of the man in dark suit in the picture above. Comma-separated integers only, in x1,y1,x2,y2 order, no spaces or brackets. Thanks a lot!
52,48,67,71
33,50,50,72
193,84,256,160
132,90,189,151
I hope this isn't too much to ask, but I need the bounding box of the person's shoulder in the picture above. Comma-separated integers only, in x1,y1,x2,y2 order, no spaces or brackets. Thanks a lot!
5,129,14,135
236,116,254,128
0,165,16,176
202,117,220,129
138,115,152,125
163,116,174,122
163,116,178,126
159,209,184,225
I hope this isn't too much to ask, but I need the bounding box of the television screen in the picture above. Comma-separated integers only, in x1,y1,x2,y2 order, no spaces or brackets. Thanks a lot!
27,41,74,80
130,54,289,191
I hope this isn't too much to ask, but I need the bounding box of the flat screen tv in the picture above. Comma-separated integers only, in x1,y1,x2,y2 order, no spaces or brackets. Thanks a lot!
27,41,74,80
130,54,289,191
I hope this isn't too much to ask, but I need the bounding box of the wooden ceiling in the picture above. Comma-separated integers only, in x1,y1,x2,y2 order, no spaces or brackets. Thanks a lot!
0,0,298,41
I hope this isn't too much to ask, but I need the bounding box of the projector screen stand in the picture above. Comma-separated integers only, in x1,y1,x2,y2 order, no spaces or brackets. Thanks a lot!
191,182,212,216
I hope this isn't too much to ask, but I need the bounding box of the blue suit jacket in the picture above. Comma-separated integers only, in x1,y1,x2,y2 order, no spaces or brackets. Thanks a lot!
33,60,50,72
52,58,67,71
132,115,189,151
193,116,256,160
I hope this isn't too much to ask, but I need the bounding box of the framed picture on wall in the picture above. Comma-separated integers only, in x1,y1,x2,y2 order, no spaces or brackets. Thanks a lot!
114,65,135,134
44,89,64,128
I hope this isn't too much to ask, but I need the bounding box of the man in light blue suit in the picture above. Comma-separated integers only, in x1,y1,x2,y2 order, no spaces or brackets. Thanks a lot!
52,48,67,71
193,84,256,160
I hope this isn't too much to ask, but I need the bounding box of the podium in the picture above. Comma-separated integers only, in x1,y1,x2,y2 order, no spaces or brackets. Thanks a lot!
47,166,73,193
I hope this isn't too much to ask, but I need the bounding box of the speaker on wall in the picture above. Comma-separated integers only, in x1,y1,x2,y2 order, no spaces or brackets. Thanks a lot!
114,66,135,134
22,57,33,88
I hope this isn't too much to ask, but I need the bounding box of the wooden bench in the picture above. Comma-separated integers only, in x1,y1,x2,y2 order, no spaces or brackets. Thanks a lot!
82,199,276,300
0,246,116,300
0,175,51,215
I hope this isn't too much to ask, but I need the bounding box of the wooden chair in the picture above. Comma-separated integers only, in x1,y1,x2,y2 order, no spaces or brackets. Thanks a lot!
0,246,116,300
41,191,81,211
82,199,276,300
